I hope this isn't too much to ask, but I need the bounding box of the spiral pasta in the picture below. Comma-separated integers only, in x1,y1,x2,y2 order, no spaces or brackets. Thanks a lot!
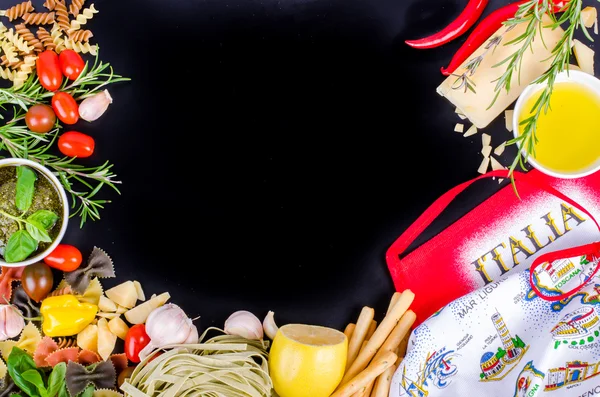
0,66,17,81
13,56,36,88
1,41,18,64
43,0,57,11
0,55,23,70
14,23,43,52
54,0,69,31
69,0,85,17
4,28,33,54
22,12,55,25
68,4,98,32
64,38,97,55
68,29,92,42
0,1,33,22
36,27,55,51
50,22,65,52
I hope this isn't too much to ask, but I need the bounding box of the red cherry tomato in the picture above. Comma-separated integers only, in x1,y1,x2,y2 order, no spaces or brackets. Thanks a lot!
58,131,95,158
43,244,82,272
125,324,151,363
52,92,79,124
25,104,56,134
36,51,63,91
59,50,85,81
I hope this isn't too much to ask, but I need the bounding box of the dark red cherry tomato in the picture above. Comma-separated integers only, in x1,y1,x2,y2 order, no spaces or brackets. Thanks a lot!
43,244,82,272
51,92,79,125
125,324,150,363
25,104,56,134
59,50,85,81
21,262,54,302
58,131,95,158
36,51,62,91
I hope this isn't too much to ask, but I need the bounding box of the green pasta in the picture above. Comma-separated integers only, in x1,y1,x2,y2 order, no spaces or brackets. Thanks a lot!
121,329,273,397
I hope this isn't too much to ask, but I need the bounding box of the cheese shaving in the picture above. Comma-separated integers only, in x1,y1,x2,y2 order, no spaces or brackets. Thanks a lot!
482,145,492,158
477,156,490,174
582,6,597,28
490,156,506,171
463,125,478,137
482,133,491,147
454,123,464,133
494,142,506,156
504,110,514,132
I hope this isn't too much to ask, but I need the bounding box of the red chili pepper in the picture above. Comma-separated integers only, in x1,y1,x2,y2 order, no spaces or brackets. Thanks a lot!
405,0,489,49
441,0,570,76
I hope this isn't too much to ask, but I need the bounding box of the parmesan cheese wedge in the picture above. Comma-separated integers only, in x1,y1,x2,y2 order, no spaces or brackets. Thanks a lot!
482,133,491,147
504,110,514,132
437,14,564,128
490,156,506,171
463,125,478,137
582,7,598,29
482,145,492,158
573,39,595,75
494,142,506,156
454,123,464,133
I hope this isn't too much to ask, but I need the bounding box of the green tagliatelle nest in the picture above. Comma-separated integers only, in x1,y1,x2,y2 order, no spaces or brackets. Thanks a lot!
120,328,273,397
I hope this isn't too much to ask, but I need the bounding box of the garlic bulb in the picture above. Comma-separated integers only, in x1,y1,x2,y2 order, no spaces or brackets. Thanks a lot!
224,310,263,340
79,90,113,122
0,305,24,341
138,304,198,361
262,311,279,340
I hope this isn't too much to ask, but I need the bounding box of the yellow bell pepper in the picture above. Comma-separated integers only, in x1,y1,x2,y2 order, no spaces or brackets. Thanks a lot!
40,295,98,337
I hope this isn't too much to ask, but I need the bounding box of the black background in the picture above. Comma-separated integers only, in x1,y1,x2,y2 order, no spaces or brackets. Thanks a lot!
3,0,593,330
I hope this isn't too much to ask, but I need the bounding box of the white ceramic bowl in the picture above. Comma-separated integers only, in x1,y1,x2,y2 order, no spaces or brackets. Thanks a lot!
0,158,69,267
512,69,600,179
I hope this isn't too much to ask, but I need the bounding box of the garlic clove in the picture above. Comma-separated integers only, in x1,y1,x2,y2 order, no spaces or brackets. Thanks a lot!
184,321,199,344
224,310,263,340
263,311,279,340
0,305,24,341
79,89,113,122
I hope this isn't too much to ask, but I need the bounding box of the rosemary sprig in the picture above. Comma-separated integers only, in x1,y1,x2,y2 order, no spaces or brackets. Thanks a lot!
490,0,590,178
452,34,506,93
0,50,128,227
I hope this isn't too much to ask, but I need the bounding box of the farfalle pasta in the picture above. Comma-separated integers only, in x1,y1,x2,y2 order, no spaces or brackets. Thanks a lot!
22,12,55,25
68,4,97,32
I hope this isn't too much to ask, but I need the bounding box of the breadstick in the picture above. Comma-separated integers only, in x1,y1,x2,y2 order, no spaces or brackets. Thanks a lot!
344,323,356,341
372,363,398,397
365,320,377,340
351,379,375,397
346,306,375,371
373,310,416,362
387,292,401,314
330,351,397,397
340,290,414,386
397,334,409,358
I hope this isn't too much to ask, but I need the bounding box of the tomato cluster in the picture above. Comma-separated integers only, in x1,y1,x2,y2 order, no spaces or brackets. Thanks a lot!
25,50,95,158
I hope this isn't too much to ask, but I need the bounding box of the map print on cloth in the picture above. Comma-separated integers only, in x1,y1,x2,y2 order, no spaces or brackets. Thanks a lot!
398,348,459,396
479,311,528,382
512,361,545,397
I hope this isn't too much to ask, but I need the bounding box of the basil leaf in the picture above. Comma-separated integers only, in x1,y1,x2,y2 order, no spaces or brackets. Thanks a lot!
5,230,38,263
78,386,94,397
46,363,66,397
21,370,46,397
7,347,40,397
27,210,59,230
15,166,36,213
25,220,51,243
56,384,68,397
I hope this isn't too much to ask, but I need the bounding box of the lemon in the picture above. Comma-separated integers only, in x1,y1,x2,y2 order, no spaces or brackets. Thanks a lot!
269,324,347,397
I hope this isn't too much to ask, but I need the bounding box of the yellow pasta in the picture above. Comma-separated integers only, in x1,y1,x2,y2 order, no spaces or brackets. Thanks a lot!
50,22,65,52
22,12,55,25
13,55,36,88
69,0,85,17
0,22,7,36
54,0,69,31
0,66,17,81
43,0,57,11
1,55,24,69
77,277,103,305
0,1,34,22
0,322,42,359
36,27,55,51
69,29,93,42
4,28,33,54
64,38,97,55
14,24,43,52
68,4,98,32
1,41,18,64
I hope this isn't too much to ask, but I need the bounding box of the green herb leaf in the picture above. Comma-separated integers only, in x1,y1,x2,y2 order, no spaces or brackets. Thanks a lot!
25,220,51,243
21,370,47,397
15,166,36,213
5,230,38,263
27,210,59,230
46,363,66,397
7,347,40,397
57,385,68,397
78,386,94,397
